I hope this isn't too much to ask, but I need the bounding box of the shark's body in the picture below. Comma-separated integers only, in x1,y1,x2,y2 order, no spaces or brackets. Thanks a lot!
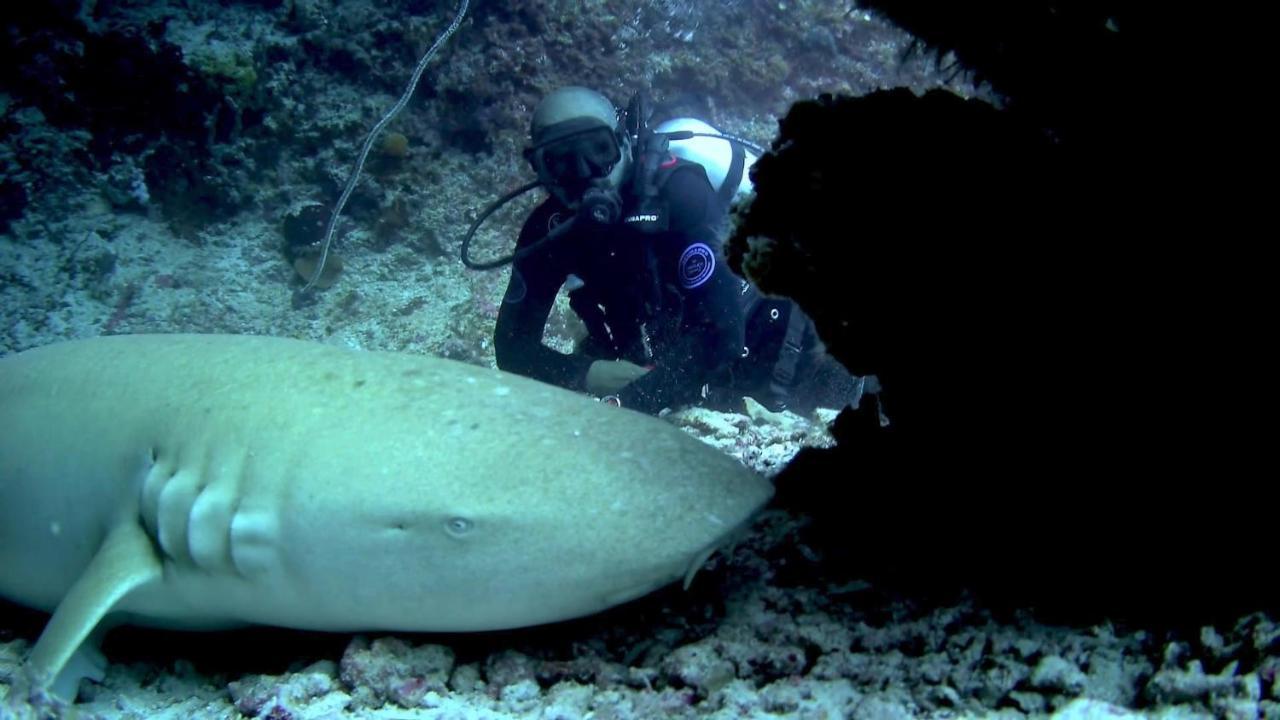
0,334,772,694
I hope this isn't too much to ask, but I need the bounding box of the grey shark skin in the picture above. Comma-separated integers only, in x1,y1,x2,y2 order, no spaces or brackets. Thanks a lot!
0,334,772,695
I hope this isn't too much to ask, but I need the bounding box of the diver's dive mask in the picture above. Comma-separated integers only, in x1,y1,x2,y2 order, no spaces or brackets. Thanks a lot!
524,118,625,218
525,122,621,183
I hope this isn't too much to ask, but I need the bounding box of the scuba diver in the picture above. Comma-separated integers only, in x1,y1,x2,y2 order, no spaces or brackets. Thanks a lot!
461,86,870,415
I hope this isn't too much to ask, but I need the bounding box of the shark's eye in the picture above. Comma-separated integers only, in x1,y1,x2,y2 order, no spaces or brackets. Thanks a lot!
444,517,474,537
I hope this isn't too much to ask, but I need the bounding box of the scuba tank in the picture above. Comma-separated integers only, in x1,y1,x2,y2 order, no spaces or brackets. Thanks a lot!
654,117,757,203
460,90,764,270
622,92,760,232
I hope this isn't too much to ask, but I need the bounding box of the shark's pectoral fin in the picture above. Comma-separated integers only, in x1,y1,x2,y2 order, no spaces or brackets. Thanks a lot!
25,520,162,697
50,636,107,700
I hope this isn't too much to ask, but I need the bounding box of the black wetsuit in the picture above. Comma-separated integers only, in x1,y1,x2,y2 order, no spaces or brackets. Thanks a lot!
494,162,744,414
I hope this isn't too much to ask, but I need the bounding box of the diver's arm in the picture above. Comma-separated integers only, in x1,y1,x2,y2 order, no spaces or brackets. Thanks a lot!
616,265,742,413
617,168,745,413
493,209,595,390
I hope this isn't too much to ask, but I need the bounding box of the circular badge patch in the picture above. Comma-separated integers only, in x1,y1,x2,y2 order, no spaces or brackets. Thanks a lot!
678,243,715,289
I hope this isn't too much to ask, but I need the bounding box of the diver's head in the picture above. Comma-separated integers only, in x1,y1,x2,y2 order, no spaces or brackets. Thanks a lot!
525,86,631,218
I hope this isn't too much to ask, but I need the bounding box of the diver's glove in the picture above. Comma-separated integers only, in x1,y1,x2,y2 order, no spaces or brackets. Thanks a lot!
585,360,651,396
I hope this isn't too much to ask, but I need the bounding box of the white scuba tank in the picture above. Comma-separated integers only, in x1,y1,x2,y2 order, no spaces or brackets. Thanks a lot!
654,118,757,199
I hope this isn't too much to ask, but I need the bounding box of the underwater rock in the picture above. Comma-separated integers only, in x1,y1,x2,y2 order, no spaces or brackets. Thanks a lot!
447,662,483,693
1146,660,1243,705
0,180,29,234
668,404,833,478
1050,698,1146,720
727,82,1271,623
338,637,454,710
848,695,915,720
281,203,349,289
280,203,329,258
291,249,344,289
660,641,736,697
742,396,792,427
498,678,542,714
228,662,338,718
1029,655,1087,695
483,649,538,693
